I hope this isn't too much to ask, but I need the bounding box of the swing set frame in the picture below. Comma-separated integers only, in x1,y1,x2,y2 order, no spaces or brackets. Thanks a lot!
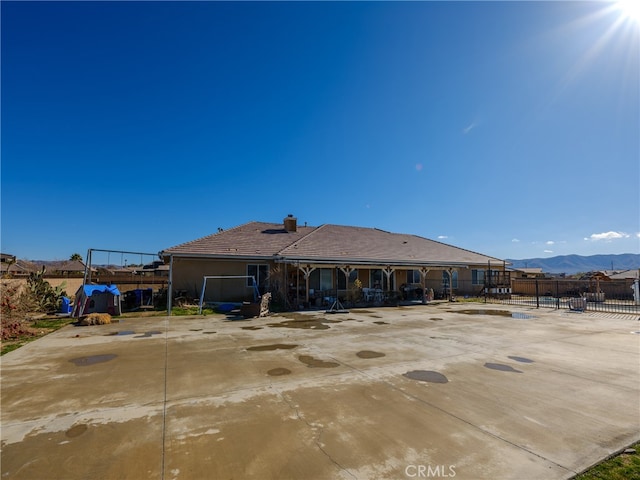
82,248,161,286
197,275,260,314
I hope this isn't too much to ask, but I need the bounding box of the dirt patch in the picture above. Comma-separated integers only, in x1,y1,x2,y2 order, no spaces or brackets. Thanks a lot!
275,312,321,321
458,309,512,316
247,344,298,352
106,331,135,336
134,331,162,338
65,424,88,438
507,356,534,363
298,355,339,368
356,351,385,359
268,317,341,330
403,370,449,383
69,354,118,366
267,368,292,376
484,363,522,373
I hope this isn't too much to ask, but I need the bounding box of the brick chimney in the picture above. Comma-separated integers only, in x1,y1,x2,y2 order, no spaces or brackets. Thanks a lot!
283,214,297,232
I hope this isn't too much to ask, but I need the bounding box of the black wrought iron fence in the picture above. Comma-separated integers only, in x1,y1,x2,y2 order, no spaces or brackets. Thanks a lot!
486,278,639,314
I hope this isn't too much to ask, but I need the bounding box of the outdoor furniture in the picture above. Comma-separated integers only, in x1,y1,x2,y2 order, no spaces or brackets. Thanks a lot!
362,288,374,302
569,297,587,311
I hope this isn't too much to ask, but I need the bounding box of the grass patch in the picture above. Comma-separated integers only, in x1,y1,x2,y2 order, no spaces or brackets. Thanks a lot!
454,296,488,303
170,306,217,316
1,316,75,356
32,317,75,330
573,442,640,480
1,342,26,355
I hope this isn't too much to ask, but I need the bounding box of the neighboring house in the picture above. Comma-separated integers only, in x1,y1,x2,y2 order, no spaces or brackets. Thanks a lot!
52,260,89,275
142,261,170,277
0,254,37,276
604,269,639,280
510,267,545,279
1,253,16,264
160,215,509,308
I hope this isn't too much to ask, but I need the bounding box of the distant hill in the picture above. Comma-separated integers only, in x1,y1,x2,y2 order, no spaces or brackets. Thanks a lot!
507,254,640,274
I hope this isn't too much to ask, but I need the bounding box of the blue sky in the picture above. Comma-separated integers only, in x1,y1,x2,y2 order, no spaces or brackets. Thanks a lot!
2,1,639,263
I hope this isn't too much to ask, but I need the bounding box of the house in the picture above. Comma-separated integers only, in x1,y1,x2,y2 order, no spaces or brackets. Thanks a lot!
0,254,37,276
52,260,89,276
1,253,16,264
510,267,545,279
160,215,509,309
604,269,639,280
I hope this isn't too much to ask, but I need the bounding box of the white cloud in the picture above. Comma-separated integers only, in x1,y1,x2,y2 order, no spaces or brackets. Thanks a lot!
437,235,448,240
543,249,554,253
587,231,630,241
511,238,520,243
546,240,555,245
462,122,477,134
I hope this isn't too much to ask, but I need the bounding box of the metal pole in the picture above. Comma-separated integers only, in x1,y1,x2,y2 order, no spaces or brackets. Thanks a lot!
535,279,539,309
167,255,174,316
83,248,91,286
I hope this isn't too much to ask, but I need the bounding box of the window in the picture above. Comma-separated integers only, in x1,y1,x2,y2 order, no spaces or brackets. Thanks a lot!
337,269,358,289
370,269,390,290
472,269,485,285
442,270,458,289
247,264,269,289
320,269,333,291
406,270,421,284
309,268,333,291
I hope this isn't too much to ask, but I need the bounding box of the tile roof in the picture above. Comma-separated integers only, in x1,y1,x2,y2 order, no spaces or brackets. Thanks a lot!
162,221,505,267
0,259,38,274
278,224,503,266
162,222,317,258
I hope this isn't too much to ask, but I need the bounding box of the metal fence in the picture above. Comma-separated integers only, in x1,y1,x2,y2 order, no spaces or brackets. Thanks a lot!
485,278,640,315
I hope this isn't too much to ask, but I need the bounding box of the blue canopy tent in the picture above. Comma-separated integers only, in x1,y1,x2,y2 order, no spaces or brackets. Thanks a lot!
73,284,122,317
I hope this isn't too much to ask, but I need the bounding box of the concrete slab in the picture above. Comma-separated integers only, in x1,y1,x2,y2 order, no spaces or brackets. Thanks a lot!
1,304,639,479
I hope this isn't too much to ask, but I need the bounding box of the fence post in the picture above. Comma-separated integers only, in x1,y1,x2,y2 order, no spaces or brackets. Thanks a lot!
484,277,487,303
535,280,539,309
556,280,560,309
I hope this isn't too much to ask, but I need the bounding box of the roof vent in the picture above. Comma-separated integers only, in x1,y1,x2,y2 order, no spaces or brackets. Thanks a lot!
284,214,297,232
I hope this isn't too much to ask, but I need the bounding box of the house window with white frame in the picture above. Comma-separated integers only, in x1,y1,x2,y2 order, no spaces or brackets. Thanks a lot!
442,270,458,289
406,270,421,284
472,269,485,285
337,269,358,290
247,264,269,291
309,268,334,292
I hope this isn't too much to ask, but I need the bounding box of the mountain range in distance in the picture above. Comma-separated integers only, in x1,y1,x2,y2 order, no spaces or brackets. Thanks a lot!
17,254,640,276
506,253,640,274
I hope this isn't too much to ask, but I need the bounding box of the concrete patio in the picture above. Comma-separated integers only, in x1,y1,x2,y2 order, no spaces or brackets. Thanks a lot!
1,303,638,479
